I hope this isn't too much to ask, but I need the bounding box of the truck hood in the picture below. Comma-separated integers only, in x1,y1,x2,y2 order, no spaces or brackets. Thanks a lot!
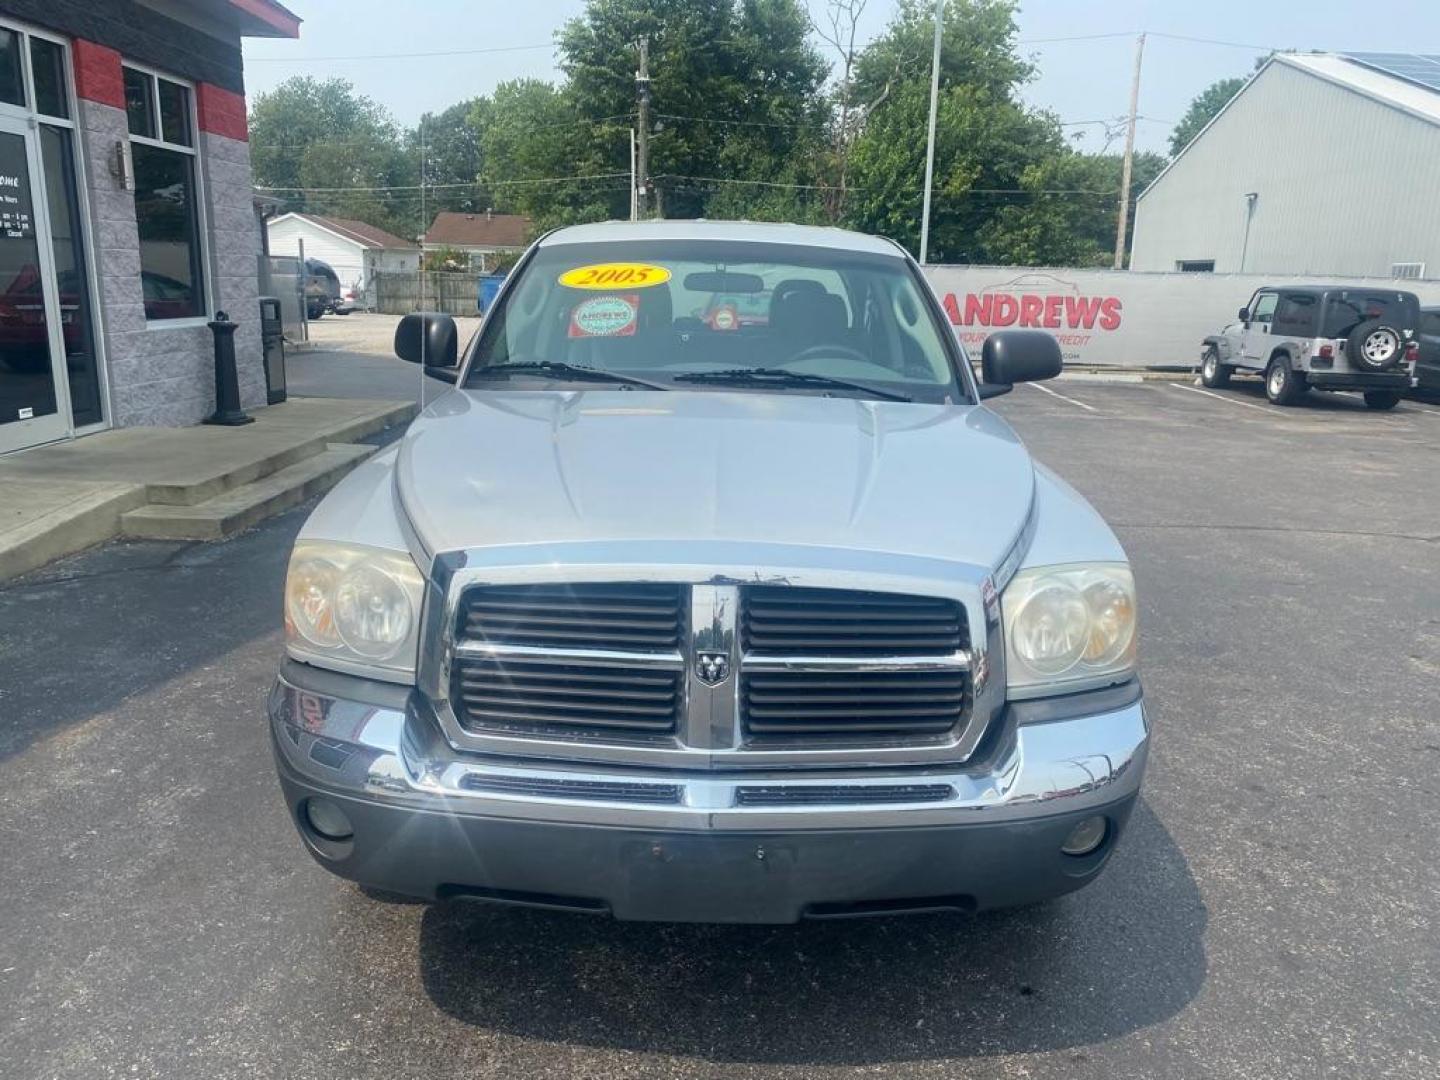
394,390,1035,570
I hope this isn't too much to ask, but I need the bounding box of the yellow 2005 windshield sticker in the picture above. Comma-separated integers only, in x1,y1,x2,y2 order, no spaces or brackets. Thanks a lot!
559,263,671,289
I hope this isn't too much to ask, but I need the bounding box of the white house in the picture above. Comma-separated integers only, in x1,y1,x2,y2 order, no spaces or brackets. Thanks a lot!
1130,53,1440,280
265,212,420,295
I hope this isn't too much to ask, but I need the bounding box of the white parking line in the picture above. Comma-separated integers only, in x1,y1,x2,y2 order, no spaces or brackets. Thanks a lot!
1027,381,1098,412
1170,383,1273,414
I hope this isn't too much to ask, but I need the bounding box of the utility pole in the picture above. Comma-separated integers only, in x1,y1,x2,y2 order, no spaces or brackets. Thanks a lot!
629,128,638,221
1113,31,1145,269
635,36,651,219
918,0,943,264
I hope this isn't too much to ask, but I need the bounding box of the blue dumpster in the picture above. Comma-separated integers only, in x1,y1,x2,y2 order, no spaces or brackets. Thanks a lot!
478,273,506,313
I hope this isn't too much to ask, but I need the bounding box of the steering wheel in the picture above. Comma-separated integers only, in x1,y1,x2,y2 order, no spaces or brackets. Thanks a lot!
781,343,873,368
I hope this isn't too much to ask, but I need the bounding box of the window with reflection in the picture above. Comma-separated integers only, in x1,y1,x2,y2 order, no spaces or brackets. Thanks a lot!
124,66,205,321
0,29,24,107
29,37,67,119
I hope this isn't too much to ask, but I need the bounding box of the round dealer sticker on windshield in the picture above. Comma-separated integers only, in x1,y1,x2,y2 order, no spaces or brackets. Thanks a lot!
569,294,639,338
559,263,671,289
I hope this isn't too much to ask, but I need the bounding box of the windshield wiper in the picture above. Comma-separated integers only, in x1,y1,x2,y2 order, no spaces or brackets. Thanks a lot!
471,361,670,391
672,367,912,402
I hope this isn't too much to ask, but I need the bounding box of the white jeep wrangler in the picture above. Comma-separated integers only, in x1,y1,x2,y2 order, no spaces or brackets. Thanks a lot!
1202,286,1420,409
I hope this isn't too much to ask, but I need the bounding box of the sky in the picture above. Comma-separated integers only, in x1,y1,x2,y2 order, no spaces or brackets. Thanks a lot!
243,0,1440,156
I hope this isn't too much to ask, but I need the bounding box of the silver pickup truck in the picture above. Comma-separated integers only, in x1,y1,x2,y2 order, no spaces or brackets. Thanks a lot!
270,221,1148,923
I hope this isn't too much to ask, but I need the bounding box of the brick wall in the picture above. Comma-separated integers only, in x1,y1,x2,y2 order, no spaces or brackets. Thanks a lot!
75,97,265,427
199,129,266,412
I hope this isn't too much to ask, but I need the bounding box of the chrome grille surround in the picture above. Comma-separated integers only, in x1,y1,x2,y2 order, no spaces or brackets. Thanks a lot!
417,545,1003,770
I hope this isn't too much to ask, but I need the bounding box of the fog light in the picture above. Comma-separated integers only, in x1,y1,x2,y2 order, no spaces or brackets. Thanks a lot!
1061,815,1108,857
304,798,354,842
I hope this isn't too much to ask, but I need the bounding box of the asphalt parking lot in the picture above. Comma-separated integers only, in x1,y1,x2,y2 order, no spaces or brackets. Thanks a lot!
2,375,1439,1078
284,312,483,401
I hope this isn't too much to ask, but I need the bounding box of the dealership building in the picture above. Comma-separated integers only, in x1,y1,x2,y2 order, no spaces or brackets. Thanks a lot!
1130,52,1440,279
0,0,299,455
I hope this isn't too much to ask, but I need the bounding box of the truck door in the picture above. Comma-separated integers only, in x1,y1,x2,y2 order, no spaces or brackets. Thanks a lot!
1241,290,1278,366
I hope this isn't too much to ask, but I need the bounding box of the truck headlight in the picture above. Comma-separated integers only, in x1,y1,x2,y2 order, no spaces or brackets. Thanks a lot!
285,541,425,680
1003,564,1136,698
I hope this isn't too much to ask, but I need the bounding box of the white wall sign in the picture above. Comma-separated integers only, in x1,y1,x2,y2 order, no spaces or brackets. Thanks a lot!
922,265,1440,369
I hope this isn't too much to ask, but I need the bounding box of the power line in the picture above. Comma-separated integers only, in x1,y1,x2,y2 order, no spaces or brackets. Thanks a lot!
1016,31,1138,45
1018,29,1277,52
656,173,1117,196
1148,30,1277,52
251,112,637,151
652,111,821,131
246,42,556,63
256,172,630,194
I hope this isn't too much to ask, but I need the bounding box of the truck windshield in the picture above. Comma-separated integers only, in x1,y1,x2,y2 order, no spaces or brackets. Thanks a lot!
466,239,965,403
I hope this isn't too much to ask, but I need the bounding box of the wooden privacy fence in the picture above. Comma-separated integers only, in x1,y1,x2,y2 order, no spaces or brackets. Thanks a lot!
372,271,482,316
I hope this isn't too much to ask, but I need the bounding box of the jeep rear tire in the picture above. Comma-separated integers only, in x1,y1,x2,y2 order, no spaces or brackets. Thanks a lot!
1363,390,1401,410
1200,346,1232,388
1347,320,1403,372
1265,355,1306,406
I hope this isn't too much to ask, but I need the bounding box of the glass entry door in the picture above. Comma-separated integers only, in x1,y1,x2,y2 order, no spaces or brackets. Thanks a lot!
0,113,70,453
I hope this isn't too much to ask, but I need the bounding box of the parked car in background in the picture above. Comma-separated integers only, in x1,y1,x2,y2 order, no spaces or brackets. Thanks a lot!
1417,306,1440,394
332,283,360,315
269,220,1149,924
1201,286,1421,408
304,259,341,320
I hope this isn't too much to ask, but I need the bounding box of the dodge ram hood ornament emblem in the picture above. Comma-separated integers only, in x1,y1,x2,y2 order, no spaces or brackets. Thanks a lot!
695,651,730,686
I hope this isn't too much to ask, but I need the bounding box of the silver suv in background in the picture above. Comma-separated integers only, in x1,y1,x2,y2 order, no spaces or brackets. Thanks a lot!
1201,286,1421,408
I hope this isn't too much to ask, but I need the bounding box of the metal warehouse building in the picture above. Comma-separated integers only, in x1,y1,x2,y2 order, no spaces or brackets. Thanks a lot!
1130,53,1440,280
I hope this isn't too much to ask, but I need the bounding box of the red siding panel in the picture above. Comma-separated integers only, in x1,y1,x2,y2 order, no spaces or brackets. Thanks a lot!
72,39,125,109
196,82,249,142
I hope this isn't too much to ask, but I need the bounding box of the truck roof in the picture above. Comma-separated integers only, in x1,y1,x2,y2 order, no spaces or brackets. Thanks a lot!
539,219,908,257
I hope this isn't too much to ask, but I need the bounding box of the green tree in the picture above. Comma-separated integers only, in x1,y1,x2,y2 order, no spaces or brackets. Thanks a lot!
556,0,828,219
248,76,414,233
1168,76,1245,157
481,79,617,230
851,0,1032,108
409,99,490,218
844,0,1070,263
976,150,1166,266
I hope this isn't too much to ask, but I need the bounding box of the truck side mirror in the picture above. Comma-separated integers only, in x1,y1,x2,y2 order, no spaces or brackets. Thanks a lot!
1238,306,1249,322
395,312,459,382
980,330,1063,396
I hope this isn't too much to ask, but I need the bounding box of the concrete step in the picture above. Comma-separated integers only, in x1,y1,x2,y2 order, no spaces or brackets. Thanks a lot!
143,399,417,506
0,479,147,581
120,443,375,540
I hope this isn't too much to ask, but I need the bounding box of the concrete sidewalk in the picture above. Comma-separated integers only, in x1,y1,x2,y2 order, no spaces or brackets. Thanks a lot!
0,397,416,581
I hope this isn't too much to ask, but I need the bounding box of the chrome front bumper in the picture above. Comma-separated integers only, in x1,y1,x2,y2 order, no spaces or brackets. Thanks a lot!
270,661,1149,919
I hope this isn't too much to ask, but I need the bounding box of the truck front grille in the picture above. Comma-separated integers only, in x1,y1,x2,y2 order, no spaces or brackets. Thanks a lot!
741,586,967,656
740,668,968,737
440,581,976,759
739,586,971,742
458,583,684,651
451,657,682,737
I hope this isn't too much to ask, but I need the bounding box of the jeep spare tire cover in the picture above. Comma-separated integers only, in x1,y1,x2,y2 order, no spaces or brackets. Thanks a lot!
1347,320,1403,372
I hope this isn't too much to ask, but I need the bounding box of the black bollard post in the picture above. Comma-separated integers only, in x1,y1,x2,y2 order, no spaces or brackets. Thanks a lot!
205,310,254,426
